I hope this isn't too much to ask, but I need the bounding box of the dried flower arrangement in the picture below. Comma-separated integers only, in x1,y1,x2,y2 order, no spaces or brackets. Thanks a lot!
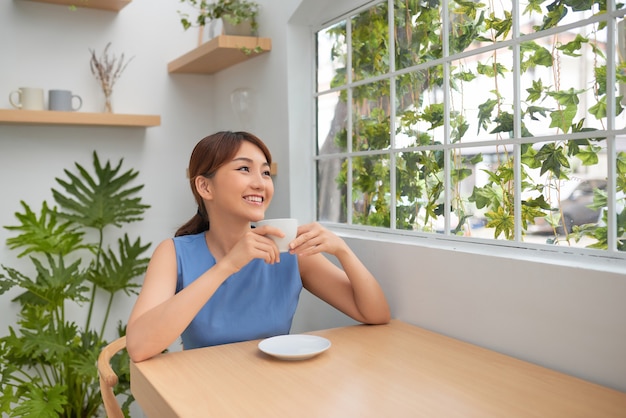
89,43,134,113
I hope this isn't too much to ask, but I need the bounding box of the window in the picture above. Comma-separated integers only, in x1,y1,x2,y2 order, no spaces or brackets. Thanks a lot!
314,0,626,258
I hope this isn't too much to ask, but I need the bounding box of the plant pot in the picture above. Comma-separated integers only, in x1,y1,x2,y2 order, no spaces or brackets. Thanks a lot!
222,18,254,36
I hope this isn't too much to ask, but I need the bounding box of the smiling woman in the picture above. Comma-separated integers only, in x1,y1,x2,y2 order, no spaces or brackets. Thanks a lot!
125,131,390,362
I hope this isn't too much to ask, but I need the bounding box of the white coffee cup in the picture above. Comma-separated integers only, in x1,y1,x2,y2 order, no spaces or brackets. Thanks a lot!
9,87,45,110
49,89,82,111
256,218,298,252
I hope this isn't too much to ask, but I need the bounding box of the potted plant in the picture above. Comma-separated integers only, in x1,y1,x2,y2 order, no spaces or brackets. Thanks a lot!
179,0,260,36
0,152,151,417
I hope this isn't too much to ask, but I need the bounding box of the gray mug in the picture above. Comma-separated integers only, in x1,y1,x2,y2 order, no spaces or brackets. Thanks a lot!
49,89,82,111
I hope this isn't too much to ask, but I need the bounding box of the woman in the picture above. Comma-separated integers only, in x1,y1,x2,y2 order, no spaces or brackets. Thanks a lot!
126,131,390,362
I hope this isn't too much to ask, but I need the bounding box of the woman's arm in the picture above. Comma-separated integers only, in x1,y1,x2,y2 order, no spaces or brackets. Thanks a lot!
125,239,238,362
291,223,390,325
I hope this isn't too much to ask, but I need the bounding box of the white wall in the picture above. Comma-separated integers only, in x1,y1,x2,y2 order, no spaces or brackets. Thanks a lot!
1,5,625,418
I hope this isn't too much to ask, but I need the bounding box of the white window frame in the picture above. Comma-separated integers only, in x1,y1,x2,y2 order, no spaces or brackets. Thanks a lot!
286,0,626,272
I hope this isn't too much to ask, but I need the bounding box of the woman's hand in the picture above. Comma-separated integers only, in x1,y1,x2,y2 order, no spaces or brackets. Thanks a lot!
219,226,284,272
289,222,348,257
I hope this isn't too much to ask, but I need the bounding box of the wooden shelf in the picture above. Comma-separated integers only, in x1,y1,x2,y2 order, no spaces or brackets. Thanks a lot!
0,109,160,127
22,0,131,11
168,35,272,74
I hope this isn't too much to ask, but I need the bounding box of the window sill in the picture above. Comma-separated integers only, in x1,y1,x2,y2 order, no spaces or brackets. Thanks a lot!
323,223,626,275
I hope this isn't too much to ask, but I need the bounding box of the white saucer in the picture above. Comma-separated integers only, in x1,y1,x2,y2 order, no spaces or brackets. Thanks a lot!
258,334,331,360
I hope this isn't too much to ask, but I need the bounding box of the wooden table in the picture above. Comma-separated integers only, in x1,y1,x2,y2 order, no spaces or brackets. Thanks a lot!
130,320,626,417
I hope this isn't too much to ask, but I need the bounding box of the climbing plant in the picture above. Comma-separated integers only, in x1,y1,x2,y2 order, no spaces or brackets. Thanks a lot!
316,0,626,251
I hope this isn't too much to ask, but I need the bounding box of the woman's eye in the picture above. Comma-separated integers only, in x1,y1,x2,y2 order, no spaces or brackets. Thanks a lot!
237,166,250,172
263,170,271,176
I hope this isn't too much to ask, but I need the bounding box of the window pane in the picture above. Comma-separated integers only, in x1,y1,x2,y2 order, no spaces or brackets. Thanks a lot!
394,0,443,70
352,155,390,227
317,91,347,155
449,0,513,54
519,0,610,36
457,145,516,240
449,47,515,143
317,21,347,92
353,79,391,151
395,149,445,232
520,25,618,138
615,138,626,252
616,19,626,130
396,66,445,147
314,0,623,257
352,2,389,82
523,139,608,249
317,158,347,223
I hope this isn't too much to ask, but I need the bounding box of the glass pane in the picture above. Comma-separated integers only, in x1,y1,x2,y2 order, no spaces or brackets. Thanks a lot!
317,91,347,155
353,79,391,151
615,137,626,252
352,2,389,82
449,47,515,143
519,0,608,36
449,0,513,54
396,66,445,147
317,21,347,92
457,145,517,240
616,19,626,130
520,24,617,138
317,158,347,223
523,139,608,249
352,155,390,227
395,149,445,232
394,0,443,70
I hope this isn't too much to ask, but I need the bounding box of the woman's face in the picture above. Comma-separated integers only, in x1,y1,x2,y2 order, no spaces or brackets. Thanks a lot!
204,141,273,222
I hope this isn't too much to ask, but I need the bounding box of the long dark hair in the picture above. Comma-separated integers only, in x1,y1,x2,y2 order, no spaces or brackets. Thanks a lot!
175,131,272,237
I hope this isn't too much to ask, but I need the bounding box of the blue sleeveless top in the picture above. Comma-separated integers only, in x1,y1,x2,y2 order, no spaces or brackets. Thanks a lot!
173,232,302,349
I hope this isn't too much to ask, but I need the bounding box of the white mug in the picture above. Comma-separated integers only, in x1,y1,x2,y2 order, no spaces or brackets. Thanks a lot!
255,218,298,252
49,89,82,111
9,87,45,110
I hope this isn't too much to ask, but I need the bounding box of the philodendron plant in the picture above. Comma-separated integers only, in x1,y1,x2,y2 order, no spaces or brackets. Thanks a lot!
0,151,151,417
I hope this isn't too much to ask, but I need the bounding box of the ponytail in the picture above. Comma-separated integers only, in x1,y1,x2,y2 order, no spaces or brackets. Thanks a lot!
175,211,208,237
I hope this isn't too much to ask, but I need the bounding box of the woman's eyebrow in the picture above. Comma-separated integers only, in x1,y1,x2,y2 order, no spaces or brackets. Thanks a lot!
232,157,270,167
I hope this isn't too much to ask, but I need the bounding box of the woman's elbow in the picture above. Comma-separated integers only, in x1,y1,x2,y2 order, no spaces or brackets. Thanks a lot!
126,333,157,363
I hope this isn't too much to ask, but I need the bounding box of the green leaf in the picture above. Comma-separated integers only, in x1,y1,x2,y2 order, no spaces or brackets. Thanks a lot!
575,146,600,166
52,151,151,231
469,184,502,209
9,384,66,418
477,98,497,133
557,34,588,57
535,142,570,177
90,235,150,295
490,112,514,134
485,206,514,239
526,79,545,102
547,88,583,106
523,0,543,14
549,103,578,133
525,105,551,121
4,201,85,257
477,62,508,77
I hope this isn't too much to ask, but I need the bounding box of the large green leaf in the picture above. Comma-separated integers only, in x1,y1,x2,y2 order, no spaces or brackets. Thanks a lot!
52,151,150,230
4,201,86,257
9,384,66,418
90,234,150,295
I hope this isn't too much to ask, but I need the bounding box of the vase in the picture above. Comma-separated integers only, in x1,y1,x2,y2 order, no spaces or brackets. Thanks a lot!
103,88,113,113
222,17,255,36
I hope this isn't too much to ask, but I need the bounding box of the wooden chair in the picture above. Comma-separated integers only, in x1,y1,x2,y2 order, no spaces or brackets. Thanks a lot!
97,336,127,418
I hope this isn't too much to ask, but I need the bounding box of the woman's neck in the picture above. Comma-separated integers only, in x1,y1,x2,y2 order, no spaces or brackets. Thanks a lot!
204,219,251,261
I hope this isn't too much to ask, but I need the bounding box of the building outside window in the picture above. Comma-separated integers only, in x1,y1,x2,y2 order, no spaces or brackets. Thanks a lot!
314,0,626,259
